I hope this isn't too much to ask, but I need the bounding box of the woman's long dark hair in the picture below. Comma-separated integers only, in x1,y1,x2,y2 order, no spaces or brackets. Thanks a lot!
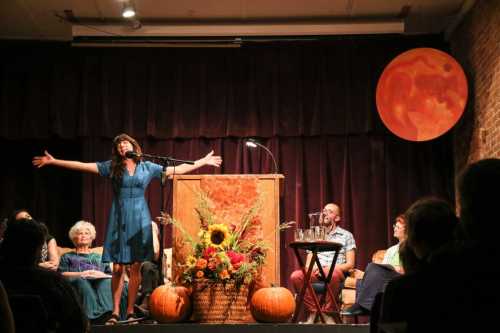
111,133,142,195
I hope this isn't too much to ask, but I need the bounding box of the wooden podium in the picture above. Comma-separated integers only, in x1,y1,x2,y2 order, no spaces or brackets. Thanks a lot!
171,174,283,285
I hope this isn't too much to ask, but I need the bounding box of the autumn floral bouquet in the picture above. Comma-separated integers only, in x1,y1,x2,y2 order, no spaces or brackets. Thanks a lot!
176,177,268,287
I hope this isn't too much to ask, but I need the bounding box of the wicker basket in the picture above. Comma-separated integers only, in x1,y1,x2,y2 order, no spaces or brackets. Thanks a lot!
191,279,251,323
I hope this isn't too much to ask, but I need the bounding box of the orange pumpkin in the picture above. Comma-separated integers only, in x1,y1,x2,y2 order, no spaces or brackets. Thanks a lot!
250,286,295,323
149,285,192,323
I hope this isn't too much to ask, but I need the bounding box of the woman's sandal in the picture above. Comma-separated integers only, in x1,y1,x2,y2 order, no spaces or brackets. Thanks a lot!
126,313,145,325
104,313,120,326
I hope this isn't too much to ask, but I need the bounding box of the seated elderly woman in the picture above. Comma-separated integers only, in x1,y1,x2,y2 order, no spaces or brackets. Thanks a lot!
58,220,126,324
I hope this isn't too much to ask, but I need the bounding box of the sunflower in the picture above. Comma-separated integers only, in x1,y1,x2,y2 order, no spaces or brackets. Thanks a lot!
186,255,197,267
204,223,230,249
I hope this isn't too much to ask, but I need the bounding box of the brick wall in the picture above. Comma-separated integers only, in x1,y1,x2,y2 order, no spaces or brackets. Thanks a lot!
451,0,500,174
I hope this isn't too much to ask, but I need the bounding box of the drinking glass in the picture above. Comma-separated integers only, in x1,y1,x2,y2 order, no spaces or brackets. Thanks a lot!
294,228,304,241
313,226,326,240
304,228,314,241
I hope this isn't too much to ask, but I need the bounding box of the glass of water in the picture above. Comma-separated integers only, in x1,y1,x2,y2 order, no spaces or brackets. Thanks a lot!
294,227,304,241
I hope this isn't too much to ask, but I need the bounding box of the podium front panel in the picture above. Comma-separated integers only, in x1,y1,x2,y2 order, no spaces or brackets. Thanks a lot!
172,174,283,286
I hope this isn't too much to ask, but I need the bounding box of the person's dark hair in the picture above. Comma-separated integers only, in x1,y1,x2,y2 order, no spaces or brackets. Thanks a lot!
398,241,423,274
458,158,500,241
7,209,49,241
110,133,142,194
405,197,458,259
0,218,45,266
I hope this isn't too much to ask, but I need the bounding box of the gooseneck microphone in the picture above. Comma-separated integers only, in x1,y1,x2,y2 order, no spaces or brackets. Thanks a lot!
125,151,140,159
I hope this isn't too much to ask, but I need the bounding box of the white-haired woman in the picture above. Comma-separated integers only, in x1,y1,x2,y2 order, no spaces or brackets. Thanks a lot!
58,221,125,324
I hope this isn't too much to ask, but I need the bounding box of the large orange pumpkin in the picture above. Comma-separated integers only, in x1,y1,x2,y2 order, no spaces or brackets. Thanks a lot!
250,286,295,323
149,285,192,323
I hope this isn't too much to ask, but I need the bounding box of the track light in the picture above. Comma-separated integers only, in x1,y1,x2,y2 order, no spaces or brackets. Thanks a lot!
245,138,279,174
122,3,136,18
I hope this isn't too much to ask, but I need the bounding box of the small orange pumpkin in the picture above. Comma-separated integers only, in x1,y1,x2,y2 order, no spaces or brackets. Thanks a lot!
250,285,295,323
149,285,192,323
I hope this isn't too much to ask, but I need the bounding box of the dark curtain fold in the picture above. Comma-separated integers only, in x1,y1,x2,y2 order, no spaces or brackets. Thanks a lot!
0,138,82,246
0,36,446,139
0,35,454,288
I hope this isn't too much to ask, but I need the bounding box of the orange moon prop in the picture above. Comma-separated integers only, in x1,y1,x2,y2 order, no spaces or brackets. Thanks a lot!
376,48,468,141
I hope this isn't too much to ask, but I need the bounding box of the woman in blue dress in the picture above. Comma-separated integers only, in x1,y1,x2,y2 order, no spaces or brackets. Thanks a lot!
33,133,222,324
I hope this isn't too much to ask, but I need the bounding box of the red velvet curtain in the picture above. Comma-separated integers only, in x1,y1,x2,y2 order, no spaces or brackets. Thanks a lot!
1,37,445,139
0,36,454,287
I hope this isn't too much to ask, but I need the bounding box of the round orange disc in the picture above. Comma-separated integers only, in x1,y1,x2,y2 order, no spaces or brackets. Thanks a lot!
376,48,468,141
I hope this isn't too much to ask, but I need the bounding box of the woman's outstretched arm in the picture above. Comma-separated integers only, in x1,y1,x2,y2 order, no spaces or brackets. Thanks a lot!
165,150,222,176
33,150,98,174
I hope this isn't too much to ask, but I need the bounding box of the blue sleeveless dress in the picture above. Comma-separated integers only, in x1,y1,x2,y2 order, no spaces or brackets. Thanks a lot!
96,160,163,263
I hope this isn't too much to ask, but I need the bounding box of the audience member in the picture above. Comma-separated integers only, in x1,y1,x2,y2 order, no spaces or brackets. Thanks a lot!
342,214,407,316
58,221,127,324
418,158,500,331
0,218,88,333
290,203,356,324
8,209,60,270
0,279,15,333
376,197,458,332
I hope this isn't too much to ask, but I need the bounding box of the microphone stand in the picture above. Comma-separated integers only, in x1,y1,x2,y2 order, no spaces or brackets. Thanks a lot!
158,158,169,287
140,153,195,166
140,153,195,287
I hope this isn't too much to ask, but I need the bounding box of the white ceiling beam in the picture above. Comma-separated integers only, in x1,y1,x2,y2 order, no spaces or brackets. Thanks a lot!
72,20,405,37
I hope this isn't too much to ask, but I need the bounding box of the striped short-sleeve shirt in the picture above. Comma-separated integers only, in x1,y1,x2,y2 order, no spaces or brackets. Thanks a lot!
317,226,356,267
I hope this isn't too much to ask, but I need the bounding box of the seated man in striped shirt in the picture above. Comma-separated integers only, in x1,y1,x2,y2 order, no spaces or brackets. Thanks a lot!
290,203,356,324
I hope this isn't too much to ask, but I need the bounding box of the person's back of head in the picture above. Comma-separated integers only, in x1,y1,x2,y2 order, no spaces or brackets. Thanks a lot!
458,158,500,242
405,197,458,260
0,218,45,267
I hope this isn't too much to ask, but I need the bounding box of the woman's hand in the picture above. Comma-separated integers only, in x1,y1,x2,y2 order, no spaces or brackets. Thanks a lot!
38,261,58,271
201,150,222,167
81,270,111,279
32,150,55,168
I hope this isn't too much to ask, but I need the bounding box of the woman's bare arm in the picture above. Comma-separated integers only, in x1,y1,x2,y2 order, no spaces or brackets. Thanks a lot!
46,238,60,268
165,150,222,176
33,150,98,174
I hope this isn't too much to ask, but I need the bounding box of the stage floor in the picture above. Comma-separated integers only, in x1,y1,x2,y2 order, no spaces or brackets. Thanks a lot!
91,323,369,333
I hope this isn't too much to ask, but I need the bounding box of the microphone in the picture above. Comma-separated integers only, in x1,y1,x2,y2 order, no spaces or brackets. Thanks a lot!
125,151,141,159
308,212,321,217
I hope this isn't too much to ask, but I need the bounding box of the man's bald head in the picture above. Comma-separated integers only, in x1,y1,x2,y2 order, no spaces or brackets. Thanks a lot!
322,203,341,225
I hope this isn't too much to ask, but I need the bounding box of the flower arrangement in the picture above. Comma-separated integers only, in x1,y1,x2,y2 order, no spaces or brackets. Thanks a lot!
174,177,268,286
